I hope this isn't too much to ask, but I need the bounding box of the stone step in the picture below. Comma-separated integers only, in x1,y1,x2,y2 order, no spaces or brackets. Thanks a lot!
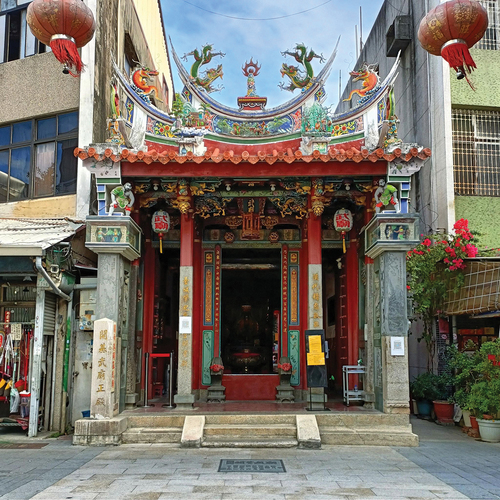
316,413,410,427
203,423,297,438
204,414,296,425
201,437,298,448
319,425,418,446
121,427,182,444
127,415,185,428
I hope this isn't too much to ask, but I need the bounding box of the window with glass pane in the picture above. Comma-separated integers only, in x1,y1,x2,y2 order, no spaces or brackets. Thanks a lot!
0,113,78,202
58,112,78,135
37,118,57,140
35,143,55,197
56,138,78,195
1,7,46,64
12,121,31,143
9,147,30,200
0,150,8,203
0,126,9,147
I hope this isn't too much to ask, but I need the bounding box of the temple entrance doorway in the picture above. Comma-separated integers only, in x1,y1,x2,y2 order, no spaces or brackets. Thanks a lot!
322,248,345,396
149,248,179,401
220,248,281,399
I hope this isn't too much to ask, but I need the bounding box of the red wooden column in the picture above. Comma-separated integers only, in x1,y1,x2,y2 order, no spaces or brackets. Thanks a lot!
142,240,156,399
346,235,360,366
174,212,195,408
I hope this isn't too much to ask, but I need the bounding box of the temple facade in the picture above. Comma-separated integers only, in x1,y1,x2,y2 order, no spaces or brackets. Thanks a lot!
74,39,430,430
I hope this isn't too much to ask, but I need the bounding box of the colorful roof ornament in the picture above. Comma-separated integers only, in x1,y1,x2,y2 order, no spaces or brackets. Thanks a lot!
343,63,380,104
238,59,267,111
279,43,324,93
182,44,225,93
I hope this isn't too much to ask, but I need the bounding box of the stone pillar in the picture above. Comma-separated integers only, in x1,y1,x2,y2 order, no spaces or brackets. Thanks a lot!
85,216,142,414
379,252,410,414
125,260,139,408
175,213,195,408
90,318,117,418
364,214,419,414
363,257,376,408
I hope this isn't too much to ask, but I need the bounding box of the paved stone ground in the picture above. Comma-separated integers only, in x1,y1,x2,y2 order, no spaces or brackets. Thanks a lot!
0,416,498,500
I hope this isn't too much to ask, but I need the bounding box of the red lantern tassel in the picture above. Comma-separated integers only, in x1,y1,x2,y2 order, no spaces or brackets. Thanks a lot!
342,231,346,253
50,35,83,76
441,40,476,74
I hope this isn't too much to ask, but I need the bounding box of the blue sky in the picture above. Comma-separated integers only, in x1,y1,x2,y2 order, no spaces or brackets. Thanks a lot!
160,0,385,110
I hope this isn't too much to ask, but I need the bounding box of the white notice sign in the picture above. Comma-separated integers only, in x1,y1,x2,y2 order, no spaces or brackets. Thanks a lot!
179,316,192,334
391,336,405,356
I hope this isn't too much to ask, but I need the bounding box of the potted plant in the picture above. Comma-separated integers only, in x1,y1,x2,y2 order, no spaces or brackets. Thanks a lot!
410,372,446,418
431,371,455,425
448,344,481,428
465,339,500,442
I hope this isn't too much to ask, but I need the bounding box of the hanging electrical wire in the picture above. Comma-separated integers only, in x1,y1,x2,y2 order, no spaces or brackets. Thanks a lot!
181,0,334,21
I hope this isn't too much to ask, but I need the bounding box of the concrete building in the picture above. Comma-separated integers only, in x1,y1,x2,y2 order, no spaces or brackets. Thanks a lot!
336,0,500,379
0,0,172,436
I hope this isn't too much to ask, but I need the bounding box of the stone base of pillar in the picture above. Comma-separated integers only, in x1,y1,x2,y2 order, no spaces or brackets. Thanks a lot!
276,384,295,402
125,392,139,409
174,393,195,410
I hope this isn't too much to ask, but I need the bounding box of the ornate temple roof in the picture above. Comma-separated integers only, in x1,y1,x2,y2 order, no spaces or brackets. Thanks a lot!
75,145,431,165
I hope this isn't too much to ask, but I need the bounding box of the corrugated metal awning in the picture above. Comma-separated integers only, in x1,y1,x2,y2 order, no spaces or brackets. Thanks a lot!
444,260,500,316
0,218,84,256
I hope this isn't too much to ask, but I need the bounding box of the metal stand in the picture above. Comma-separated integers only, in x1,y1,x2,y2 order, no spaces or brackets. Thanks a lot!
163,351,175,409
143,352,152,408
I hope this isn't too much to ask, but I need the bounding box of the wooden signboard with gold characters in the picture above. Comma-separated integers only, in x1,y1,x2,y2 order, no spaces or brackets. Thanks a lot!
305,330,327,388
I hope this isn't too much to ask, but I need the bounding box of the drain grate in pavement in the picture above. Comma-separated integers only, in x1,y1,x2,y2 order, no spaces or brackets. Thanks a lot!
219,459,286,473
0,443,48,449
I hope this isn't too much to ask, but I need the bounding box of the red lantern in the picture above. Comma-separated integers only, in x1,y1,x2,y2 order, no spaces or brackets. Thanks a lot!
27,0,95,76
334,208,353,254
152,210,170,254
418,0,488,84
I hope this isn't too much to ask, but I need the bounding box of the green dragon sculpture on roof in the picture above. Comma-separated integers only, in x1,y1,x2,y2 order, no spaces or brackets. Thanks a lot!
182,44,225,93
279,43,325,93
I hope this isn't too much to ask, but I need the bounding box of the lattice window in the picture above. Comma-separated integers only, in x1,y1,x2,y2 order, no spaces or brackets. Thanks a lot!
477,1,500,50
452,109,500,196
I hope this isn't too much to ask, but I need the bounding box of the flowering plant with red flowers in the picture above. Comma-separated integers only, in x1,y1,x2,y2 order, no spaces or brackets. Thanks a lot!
278,363,292,372
406,219,479,369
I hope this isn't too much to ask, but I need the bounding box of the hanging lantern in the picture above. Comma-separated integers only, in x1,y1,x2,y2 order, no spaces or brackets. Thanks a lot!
152,210,170,254
418,0,488,85
334,208,353,253
27,0,96,76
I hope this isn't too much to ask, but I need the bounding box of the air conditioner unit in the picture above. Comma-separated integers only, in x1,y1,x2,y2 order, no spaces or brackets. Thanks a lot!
386,16,412,57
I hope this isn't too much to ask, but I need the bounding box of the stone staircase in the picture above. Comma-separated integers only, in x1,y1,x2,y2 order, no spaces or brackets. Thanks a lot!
121,414,185,444
316,413,418,446
201,414,299,448
74,412,418,447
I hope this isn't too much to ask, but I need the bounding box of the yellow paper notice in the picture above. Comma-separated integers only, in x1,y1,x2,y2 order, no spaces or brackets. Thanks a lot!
309,335,322,353
307,352,325,366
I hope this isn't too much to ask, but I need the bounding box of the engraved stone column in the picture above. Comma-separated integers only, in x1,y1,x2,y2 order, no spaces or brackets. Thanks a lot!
175,266,195,408
380,252,410,414
174,213,195,408
85,216,142,414
91,318,117,418
364,214,419,415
